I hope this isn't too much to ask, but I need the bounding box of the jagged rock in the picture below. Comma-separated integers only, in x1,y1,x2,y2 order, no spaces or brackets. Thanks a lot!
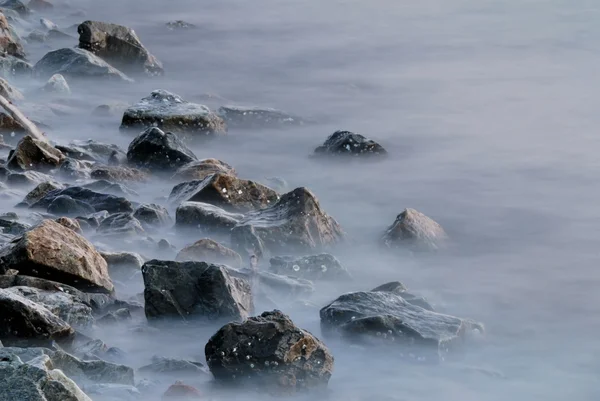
126,126,197,173
218,105,303,129
175,201,243,233
55,217,82,233
47,195,95,217
162,381,202,399
56,140,126,164
0,217,29,234
0,55,31,77
0,288,74,346
96,213,144,237
6,135,64,172
205,310,333,394
231,187,344,257
171,158,235,183
138,355,208,375
1,0,29,16
83,383,140,400
21,181,63,206
56,158,92,180
33,48,133,82
142,260,252,322
176,238,242,267
314,130,387,157
31,186,134,214
51,350,134,385
166,20,196,30
41,73,70,95
120,90,226,137
90,165,148,183
0,77,23,101
0,10,24,58
78,20,163,76
28,0,53,11
381,208,447,251
371,281,433,311
269,254,352,281
0,220,113,293
169,173,279,212
133,203,171,229
6,170,57,188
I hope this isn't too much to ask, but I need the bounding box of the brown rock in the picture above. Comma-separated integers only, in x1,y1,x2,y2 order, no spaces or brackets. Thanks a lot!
381,208,447,250
55,217,82,233
22,181,64,206
0,12,25,59
176,238,243,268
6,135,64,172
162,381,202,400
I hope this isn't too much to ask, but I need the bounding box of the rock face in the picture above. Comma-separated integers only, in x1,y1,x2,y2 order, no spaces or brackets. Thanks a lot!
120,90,226,137
126,127,197,173
217,106,303,129
78,20,164,76
269,254,352,281
0,220,113,293
381,208,447,250
171,158,235,182
205,310,334,394
176,239,242,267
33,48,133,82
0,11,25,59
320,290,483,357
314,130,387,157
175,201,243,233
231,187,344,257
169,173,279,212
6,136,65,172
31,186,134,214
142,260,252,322
0,288,74,346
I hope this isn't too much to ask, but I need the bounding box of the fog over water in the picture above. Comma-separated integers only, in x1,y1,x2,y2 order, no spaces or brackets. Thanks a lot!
2,0,600,399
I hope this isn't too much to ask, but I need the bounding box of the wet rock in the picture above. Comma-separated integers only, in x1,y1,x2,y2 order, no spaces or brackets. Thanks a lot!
171,158,236,182
0,217,29,234
32,186,134,214
269,254,352,281
166,20,196,30
205,310,333,394
1,0,28,16
381,208,447,251
371,281,434,311
47,195,96,217
33,48,133,82
81,179,138,198
56,140,126,164
6,170,56,188
96,212,145,237
78,20,164,76
138,355,208,374
0,111,25,133
176,238,242,267
51,350,134,385
28,0,53,11
100,251,144,271
0,54,31,77
41,73,70,95
91,165,148,183
97,308,131,325
314,130,387,157
126,126,197,173
0,220,113,293
0,77,23,101
218,105,303,129
142,260,252,323
175,201,243,233
120,90,226,137
56,157,92,180
231,187,344,257
6,135,64,172
21,181,63,206
0,10,24,58
169,173,279,212
162,381,202,399
229,267,314,300
133,203,171,229
0,288,74,346
55,216,82,233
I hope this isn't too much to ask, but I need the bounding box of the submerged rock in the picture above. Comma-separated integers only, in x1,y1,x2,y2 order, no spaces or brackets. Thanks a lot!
29,0,53,10
31,186,134,214
269,253,352,281
0,55,31,78
120,90,226,137
138,355,208,375
162,381,202,399
381,208,447,251
371,281,434,311
1,0,29,16
176,238,242,267
217,105,303,129
6,135,65,172
0,217,29,235
126,127,197,173
100,251,144,271
175,201,243,233
166,20,196,30
6,170,56,188
90,165,148,183
171,158,236,182
314,130,387,157
205,310,333,394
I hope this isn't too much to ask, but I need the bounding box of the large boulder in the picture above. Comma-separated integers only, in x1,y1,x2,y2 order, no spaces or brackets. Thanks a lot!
0,11,24,58
6,135,65,172
78,20,163,76
269,253,352,281
171,158,236,183
231,187,344,257
205,310,333,394
31,186,134,214
314,130,387,157
32,48,133,82
175,201,243,233
120,90,226,137
0,288,74,346
381,208,447,251
176,238,242,268
142,260,252,322
169,173,279,212
126,127,197,173
217,106,303,129
0,220,113,293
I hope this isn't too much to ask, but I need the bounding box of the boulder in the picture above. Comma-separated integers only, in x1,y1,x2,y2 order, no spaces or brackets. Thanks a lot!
0,11,24,58
0,220,113,293
32,48,133,82
371,281,434,311
56,140,126,164
81,180,138,198
41,74,70,95
90,165,148,183
126,126,197,173
92,102,129,118
0,111,25,133
6,170,57,188
175,201,243,233
97,308,131,325
31,186,134,214
96,212,144,237
56,158,92,180
100,251,144,271
21,181,63,206
314,130,387,157
142,260,252,322
51,350,134,385
120,90,226,137
176,238,242,267
381,208,447,250
78,20,163,76
0,77,23,101
269,254,352,281
6,135,65,172
205,310,333,394
228,267,314,300
0,288,74,346
231,187,344,257
217,105,303,129
132,203,171,229
47,195,96,217
169,173,279,212
171,158,235,182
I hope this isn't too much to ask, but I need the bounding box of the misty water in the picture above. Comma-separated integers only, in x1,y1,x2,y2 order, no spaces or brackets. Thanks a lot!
2,0,599,400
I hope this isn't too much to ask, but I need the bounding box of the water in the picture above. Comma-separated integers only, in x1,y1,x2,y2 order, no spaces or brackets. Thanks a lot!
3,0,600,399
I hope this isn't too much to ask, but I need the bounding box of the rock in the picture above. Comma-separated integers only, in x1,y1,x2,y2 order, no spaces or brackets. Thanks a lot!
40,18,58,31
46,29,74,42
56,140,126,164
0,288,74,346
0,55,31,78
231,187,344,257
0,220,113,293
0,77,23,101
1,0,28,16
162,381,202,400
0,111,25,133
78,20,164,76
27,29,47,43
269,254,352,281
33,48,133,82
56,158,92,180
381,208,447,251
218,105,303,129
229,267,314,300
169,174,279,212
133,203,171,229
205,310,333,394
97,308,131,325
83,384,140,401
176,238,242,267
371,281,434,311
314,130,387,157
175,201,243,233
31,186,134,214
165,20,196,30
100,251,144,271
47,195,96,217
6,135,65,172
28,0,53,10
142,260,252,323
21,181,63,206
264,176,287,192
126,126,197,173
120,90,226,137
92,102,129,118
6,170,56,188
96,213,145,237
82,180,138,198
320,291,484,357
55,217,82,233
0,217,30,234
51,350,134,385
138,355,208,374
41,74,70,95
90,165,148,183
171,158,236,183
0,10,24,59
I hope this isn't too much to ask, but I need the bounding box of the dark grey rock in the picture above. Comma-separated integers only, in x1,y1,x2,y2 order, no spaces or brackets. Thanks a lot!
371,281,434,311
0,217,30,235
175,201,243,233
90,165,148,183
96,213,144,237
21,181,64,206
1,0,29,17
166,20,196,30
381,208,447,251
269,254,352,281
81,180,138,198
6,171,56,188
6,135,65,173
31,186,134,214
314,130,387,157
133,203,171,229
47,195,96,217
56,158,92,180
0,55,31,78
218,105,303,129
51,350,134,385
56,140,126,164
